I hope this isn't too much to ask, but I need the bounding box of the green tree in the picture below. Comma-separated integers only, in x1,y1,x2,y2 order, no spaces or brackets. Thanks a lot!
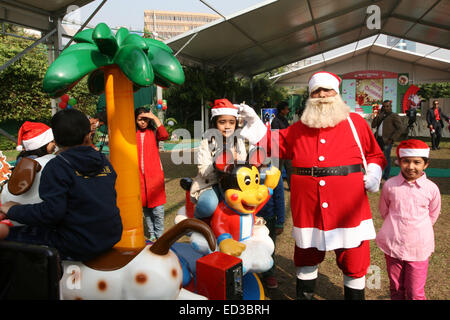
418,82,450,100
0,25,103,124
0,28,50,122
164,66,288,130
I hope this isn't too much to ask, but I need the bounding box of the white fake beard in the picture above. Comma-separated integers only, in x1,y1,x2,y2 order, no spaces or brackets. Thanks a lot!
301,94,350,128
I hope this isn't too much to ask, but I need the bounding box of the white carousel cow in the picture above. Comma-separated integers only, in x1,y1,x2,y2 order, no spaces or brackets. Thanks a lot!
60,219,216,300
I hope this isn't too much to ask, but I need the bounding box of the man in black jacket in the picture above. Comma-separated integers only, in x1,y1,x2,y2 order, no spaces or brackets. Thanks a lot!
426,100,449,150
371,100,404,181
0,109,122,261
271,101,292,189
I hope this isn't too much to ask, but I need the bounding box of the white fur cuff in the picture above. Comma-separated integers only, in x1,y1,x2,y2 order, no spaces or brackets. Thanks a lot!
240,119,267,145
344,275,366,290
296,265,319,280
364,163,382,192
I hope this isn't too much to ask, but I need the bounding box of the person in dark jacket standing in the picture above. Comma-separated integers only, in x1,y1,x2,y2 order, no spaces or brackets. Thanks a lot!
270,101,293,189
371,100,404,181
426,100,449,150
0,109,122,261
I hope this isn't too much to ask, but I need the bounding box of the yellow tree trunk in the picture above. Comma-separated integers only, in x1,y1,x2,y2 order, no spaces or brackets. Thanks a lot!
104,65,145,249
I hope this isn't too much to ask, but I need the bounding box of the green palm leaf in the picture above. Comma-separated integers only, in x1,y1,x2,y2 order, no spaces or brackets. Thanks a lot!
87,69,105,95
143,38,173,54
147,45,185,86
121,34,148,52
43,47,111,97
93,23,118,57
72,29,94,44
114,45,154,87
43,23,184,98
115,27,130,46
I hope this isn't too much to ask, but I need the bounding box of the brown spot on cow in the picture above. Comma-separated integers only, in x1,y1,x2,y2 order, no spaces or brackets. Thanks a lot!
98,280,107,291
135,273,147,284
171,268,177,278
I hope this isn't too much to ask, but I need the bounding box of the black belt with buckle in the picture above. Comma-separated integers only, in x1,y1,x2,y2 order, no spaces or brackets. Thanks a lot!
293,164,362,177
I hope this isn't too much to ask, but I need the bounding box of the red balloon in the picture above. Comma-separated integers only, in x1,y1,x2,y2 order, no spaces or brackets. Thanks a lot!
162,105,167,110
59,101,67,109
157,99,163,105
61,94,70,103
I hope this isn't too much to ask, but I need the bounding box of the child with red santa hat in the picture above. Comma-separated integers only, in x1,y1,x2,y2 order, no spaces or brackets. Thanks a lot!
190,99,247,219
376,139,441,300
1,121,57,221
0,121,54,234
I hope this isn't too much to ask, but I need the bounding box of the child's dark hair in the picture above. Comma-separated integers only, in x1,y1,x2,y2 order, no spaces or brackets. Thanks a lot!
135,107,157,130
16,143,50,161
209,116,220,129
209,115,237,130
51,109,91,147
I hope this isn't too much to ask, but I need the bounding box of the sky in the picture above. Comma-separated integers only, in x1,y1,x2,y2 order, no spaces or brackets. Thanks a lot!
73,0,269,32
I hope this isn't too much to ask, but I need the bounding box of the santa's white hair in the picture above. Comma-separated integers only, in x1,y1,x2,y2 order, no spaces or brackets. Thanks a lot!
301,94,350,129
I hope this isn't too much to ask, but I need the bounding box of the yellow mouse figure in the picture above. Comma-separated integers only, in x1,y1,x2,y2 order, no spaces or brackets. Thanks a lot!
211,148,281,257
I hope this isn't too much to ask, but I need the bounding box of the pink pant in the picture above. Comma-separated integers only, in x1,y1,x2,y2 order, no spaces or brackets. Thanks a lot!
384,254,429,300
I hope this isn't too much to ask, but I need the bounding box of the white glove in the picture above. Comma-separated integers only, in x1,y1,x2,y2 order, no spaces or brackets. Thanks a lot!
363,163,382,192
237,104,267,145
237,104,259,124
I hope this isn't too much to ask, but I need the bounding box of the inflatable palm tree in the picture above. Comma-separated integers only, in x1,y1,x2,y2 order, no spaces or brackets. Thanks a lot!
43,23,184,249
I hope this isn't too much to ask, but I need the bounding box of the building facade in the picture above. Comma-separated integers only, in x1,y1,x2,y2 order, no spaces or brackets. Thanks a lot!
144,10,220,41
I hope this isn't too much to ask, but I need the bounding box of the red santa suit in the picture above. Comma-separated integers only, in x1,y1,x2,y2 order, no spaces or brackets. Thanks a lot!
261,113,385,276
279,113,384,249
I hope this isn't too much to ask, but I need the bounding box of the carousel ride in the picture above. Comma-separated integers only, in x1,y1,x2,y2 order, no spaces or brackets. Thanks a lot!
2,23,280,300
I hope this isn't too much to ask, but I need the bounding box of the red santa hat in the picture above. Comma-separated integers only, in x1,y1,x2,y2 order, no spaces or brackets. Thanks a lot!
211,99,239,119
308,71,342,95
396,139,430,159
16,121,54,152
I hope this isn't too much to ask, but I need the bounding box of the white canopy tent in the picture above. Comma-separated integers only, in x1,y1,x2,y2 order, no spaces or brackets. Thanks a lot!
270,41,450,88
167,0,450,77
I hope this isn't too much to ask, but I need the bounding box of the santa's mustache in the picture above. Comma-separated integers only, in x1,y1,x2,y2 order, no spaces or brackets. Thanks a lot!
301,94,350,129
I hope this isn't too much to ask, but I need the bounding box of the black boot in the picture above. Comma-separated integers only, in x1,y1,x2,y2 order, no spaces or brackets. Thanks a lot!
296,278,316,300
344,286,365,300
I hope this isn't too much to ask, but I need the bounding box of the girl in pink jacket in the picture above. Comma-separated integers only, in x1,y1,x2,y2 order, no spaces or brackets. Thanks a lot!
376,139,441,300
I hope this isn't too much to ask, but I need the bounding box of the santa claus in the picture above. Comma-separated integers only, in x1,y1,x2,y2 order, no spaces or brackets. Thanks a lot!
238,71,386,300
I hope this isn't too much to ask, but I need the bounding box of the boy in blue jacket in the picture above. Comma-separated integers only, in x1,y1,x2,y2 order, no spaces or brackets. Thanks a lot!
0,109,122,261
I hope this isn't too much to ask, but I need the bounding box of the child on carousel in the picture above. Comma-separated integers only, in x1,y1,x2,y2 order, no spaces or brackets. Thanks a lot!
190,98,248,219
1,121,56,206
0,109,122,261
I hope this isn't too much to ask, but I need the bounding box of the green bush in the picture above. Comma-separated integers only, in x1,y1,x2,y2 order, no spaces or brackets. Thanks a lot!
0,135,16,150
